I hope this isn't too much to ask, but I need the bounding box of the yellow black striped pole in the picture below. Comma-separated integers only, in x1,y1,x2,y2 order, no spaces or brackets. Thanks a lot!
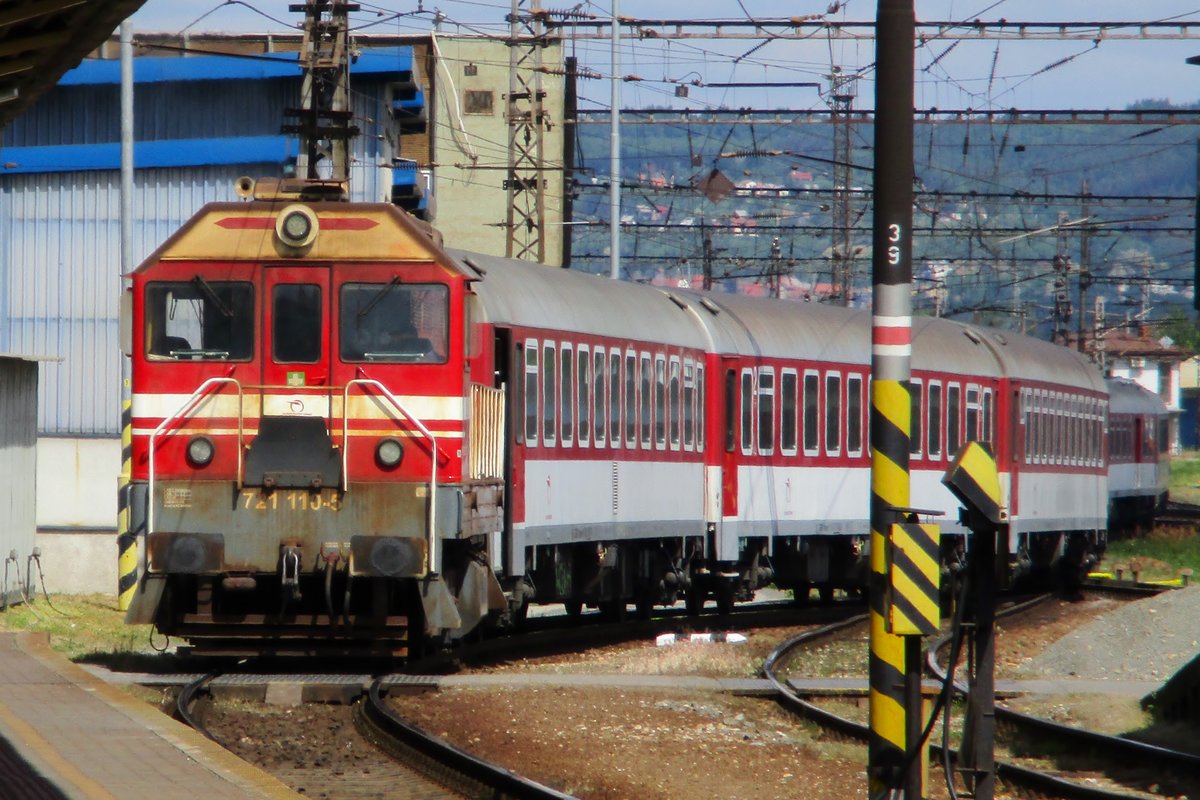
117,394,137,611
869,1,916,796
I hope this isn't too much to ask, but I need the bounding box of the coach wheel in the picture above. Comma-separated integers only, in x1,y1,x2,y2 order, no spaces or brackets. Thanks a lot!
564,599,583,618
817,583,835,605
792,584,812,607
685,585,705,616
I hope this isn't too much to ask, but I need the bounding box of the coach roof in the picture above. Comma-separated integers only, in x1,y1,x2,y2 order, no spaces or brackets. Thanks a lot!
451,250,707,348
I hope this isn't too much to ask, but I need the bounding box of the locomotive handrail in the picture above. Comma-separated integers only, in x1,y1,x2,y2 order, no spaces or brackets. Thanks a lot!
147,377,244,538
342,378,441,576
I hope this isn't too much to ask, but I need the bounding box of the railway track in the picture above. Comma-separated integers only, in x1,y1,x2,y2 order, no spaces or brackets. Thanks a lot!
766,589,1195,799
166,587,1185,799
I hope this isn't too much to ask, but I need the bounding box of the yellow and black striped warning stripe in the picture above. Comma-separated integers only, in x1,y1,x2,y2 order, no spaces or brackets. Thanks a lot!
868,377,910,786
888,522,940,636
117,397,137,611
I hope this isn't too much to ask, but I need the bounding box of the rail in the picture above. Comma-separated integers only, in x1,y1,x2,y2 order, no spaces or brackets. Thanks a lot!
342,378,442,575
147,377,244,537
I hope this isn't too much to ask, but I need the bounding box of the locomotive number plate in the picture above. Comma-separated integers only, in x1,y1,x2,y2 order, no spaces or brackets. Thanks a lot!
240,489,342,512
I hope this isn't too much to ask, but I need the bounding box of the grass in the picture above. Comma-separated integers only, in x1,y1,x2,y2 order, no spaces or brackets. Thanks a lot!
1098,452,1200,583
0,593,174,669
1169,451,1200,506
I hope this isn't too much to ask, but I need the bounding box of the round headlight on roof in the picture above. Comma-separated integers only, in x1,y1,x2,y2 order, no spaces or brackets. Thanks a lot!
274,204,319,250
376,438,404,468
187,435,215,468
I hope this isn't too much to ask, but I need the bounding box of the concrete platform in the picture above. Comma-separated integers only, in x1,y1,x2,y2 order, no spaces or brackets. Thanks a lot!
0,632,299,799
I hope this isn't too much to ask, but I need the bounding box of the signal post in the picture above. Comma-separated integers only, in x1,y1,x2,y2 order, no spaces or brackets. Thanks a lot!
868,1,923,797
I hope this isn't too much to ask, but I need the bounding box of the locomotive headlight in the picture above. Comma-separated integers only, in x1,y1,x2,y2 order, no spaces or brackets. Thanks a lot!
274,204,319,250
376,438,404,468
187,435,215,468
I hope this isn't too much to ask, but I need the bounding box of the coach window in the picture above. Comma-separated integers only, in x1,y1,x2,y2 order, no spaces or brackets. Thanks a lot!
982,388,993,446
725,369,738,453
696,365,705,449
1027,392,1036,462
542,342,557,446
927,382,942,459
610,351,622,446
523,342,538,444
909,380,923,458
741,369,754,454
655,355,667,449
669,357,682,449
146,281,255,361
847,375,863,456
947,383,961,457
803,371,820,455
825,373,842,456
593,348,606,446
965,386,980,444
625,351,637,447
560,345,574,446
781,369,798,456
758,367,775,455
641,354,654,448
578,345,591,447
683,361,696,450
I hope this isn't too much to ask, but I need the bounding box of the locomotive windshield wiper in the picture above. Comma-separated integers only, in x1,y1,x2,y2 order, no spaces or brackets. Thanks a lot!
191,275,234,318
357,276,401,319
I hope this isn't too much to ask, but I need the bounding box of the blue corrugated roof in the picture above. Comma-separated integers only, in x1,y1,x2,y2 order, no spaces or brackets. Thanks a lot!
59,47,414,85
0,135,298,174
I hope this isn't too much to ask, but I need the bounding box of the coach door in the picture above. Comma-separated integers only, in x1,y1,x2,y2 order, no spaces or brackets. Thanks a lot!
720,358,739,518
260,265,334,421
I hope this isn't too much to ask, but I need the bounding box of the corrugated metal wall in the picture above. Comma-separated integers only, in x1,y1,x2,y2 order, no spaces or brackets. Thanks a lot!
0,68,398,435
0,359,38,594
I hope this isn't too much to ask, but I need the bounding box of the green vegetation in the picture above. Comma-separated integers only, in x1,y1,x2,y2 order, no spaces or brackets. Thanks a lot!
0,593,166,667
1169,452,1200,506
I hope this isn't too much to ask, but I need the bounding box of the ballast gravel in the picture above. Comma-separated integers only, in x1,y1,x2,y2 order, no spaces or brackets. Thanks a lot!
1019,586,1200,683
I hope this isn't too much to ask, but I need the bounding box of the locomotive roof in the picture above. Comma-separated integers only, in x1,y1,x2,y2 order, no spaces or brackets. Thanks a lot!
1106,377,1169,416
449,249,706,347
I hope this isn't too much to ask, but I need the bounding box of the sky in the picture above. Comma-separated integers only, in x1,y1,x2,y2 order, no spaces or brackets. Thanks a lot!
126,1,1200,112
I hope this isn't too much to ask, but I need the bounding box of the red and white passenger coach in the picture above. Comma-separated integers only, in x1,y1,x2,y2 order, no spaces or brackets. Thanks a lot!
122,181,1156,656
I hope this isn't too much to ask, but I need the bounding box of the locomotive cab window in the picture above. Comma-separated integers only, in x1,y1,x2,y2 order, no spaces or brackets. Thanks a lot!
340,282,448,364
145,280,254,361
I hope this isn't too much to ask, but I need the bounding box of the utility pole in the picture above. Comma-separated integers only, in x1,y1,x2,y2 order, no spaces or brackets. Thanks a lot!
561,55,578,269
1052,211,1072,345
770,236,782,297
701,219,713,290
286,0,358,194
505,0,548,262
830,68,856,305
1077,180,1092,354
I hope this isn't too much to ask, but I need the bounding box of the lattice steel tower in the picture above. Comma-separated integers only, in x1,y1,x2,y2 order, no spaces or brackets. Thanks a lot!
505,0,549,261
